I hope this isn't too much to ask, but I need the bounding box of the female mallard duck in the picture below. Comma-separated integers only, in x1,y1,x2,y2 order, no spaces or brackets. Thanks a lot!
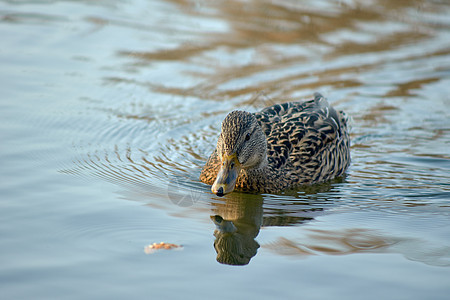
200,93,350,196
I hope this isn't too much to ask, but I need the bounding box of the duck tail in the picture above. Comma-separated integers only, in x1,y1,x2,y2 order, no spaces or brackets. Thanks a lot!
313,92,324,102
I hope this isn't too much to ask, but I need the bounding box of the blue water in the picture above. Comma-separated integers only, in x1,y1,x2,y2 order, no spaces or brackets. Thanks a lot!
1,0,449,299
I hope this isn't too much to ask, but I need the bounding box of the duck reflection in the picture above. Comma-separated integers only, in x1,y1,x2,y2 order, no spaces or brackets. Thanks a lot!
211,194,263,266
210,189,450,268
210,181,341,265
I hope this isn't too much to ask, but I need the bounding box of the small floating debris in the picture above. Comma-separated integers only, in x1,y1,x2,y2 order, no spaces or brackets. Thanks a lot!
144,242,183,254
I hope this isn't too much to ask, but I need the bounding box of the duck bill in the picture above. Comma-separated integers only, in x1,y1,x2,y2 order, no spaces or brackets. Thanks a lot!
211,154,241,196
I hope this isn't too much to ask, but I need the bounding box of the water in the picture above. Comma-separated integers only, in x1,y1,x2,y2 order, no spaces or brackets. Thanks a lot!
1,0,449,299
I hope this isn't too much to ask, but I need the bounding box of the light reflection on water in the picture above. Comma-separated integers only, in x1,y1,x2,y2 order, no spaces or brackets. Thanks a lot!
1,0,450,298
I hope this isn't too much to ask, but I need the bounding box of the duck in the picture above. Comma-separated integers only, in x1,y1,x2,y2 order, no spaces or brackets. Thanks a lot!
200,93,350,196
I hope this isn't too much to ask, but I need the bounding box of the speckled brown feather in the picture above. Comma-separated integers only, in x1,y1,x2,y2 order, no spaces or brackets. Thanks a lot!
200,93,350,193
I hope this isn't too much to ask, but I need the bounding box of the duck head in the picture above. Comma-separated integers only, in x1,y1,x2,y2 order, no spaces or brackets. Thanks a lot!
211,111,267,196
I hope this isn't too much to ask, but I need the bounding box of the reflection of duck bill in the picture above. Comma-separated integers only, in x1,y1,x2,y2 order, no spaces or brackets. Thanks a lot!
211,154,241,196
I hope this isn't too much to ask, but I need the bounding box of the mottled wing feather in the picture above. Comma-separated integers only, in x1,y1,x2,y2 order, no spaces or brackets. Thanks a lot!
254,93,349,185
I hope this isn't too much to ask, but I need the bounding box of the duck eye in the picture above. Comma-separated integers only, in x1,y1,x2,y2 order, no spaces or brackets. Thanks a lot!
245,133,251,141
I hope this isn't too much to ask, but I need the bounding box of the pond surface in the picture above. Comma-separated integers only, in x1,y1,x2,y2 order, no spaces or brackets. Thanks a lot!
1,0,450,299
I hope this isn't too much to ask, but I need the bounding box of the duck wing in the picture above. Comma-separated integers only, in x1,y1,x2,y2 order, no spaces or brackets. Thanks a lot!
254,93,349,184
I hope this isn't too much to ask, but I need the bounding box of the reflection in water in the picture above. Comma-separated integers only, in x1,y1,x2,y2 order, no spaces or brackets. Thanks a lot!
211,187,450,267
210,182,337,265
211,194,263,265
